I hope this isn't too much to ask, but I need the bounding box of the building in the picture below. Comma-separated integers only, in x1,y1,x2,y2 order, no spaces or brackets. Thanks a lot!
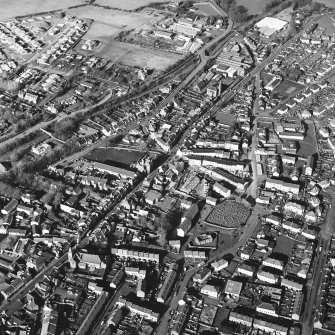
256,302,278,317
93,162,136,180
111,248,160,264
41,305,58,335
237,263,255,277
257,270,278,284
229,311,253,327
263,257,284,271
255,17,288,38
116,297,159,322
170,302,189,335
281,278,303,291
184,250,206,263
201,284,220,299
156,263,178,303
225,280,243,299
211,259,229,272
213,182,231,198
265,179,299,196
125,267,146,279
253,318,288,335
193,267,211,284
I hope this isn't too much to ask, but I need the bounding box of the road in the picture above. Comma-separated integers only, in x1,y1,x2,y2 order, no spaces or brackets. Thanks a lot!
0,252,68,313
302,192,335,334
0,10,329,331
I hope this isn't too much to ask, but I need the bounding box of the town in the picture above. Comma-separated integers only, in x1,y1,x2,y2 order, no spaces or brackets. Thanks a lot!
0,0,333,335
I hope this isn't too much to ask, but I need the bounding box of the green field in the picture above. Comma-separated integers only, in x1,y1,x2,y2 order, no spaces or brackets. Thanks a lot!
272,79,304,99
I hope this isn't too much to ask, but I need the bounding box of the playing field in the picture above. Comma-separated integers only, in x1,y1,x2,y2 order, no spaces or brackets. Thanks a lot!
272,79,304,99
95,0,172,10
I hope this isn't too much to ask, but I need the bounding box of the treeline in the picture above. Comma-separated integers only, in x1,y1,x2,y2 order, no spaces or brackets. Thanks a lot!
0,131,41,157
214,0,249,22
264,0,292,12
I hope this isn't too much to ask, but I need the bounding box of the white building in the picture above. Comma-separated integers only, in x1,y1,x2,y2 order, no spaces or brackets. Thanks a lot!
200,284,220,299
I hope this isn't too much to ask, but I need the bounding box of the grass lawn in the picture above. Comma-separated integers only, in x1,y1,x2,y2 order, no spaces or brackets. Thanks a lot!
273,234,295,257
297,121,318,157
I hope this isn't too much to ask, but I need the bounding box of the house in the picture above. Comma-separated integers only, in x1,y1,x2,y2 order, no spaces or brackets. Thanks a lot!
211,259,229,272
224,280,243,299
229,312,253,327
213,182,231,198
193,267,211,284
237,263,255,277
263,257,284,271
1,199,18,215
265,179,299,195
145,190,162,205
256,302,278,317
201,284,220,299
257,270,278,284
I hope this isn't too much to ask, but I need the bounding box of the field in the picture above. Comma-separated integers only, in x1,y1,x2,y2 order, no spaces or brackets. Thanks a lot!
0,0,85,20
95,0,171,10
67,5,155,38
235,0,273,14
316,15,335,34
206,200,250,229
272,79,304,99
85,148,146,166
316,0,335,8
275,7,293,22
193,2,224,16
68,6,183,70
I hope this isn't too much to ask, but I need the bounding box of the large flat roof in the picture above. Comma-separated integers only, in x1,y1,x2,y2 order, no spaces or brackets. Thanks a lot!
255,17,288,36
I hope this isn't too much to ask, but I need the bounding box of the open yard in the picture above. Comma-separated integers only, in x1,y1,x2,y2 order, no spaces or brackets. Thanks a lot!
0,0,85,20
95,0,172,10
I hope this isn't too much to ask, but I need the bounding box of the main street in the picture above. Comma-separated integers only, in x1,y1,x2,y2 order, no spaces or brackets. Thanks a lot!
0,10,329,332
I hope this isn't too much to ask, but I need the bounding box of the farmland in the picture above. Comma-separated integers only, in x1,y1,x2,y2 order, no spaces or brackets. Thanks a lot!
68,5,183,70
0,0,85,20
